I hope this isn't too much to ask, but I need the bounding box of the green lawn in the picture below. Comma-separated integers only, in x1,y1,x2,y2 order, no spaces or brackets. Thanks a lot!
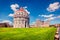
0,27,56,40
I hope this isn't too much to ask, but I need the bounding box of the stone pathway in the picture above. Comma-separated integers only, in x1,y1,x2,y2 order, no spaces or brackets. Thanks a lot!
55,27,60,40
59,27,60,40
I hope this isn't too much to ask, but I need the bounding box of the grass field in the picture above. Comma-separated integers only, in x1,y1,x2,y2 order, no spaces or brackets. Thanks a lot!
0,27,56,40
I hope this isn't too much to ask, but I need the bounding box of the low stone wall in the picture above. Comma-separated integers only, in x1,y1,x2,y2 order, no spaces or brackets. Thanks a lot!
55,27,60,40
55,32,59,40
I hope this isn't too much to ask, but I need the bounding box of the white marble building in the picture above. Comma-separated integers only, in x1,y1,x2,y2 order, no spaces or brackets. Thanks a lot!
13,7,29,28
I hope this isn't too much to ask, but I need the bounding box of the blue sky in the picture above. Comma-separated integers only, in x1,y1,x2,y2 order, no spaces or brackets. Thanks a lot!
0,0,60,25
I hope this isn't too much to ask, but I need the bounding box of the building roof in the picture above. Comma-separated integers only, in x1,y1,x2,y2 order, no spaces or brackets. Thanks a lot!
19,7,25,12
16,7,25,12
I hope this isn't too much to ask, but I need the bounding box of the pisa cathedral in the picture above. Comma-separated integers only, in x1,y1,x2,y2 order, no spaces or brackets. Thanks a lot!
13,7,29,28
30,19,50,28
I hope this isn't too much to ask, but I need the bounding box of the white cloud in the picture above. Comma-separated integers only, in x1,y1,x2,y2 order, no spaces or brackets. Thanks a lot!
57,16,60,18
10,4,19,11
2,20,12,25
23,6,27,9
31,22,35,25
23,6,30,14
24,9,30,14
39,14,54,18
44,15,60,21
44,17,56,21
0,20,12,25
47,2,60,12
9,13,14,17
10,3,30,14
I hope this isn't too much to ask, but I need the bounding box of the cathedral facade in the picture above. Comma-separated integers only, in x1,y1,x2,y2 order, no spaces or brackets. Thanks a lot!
13,7,29,28
30,19,50,27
